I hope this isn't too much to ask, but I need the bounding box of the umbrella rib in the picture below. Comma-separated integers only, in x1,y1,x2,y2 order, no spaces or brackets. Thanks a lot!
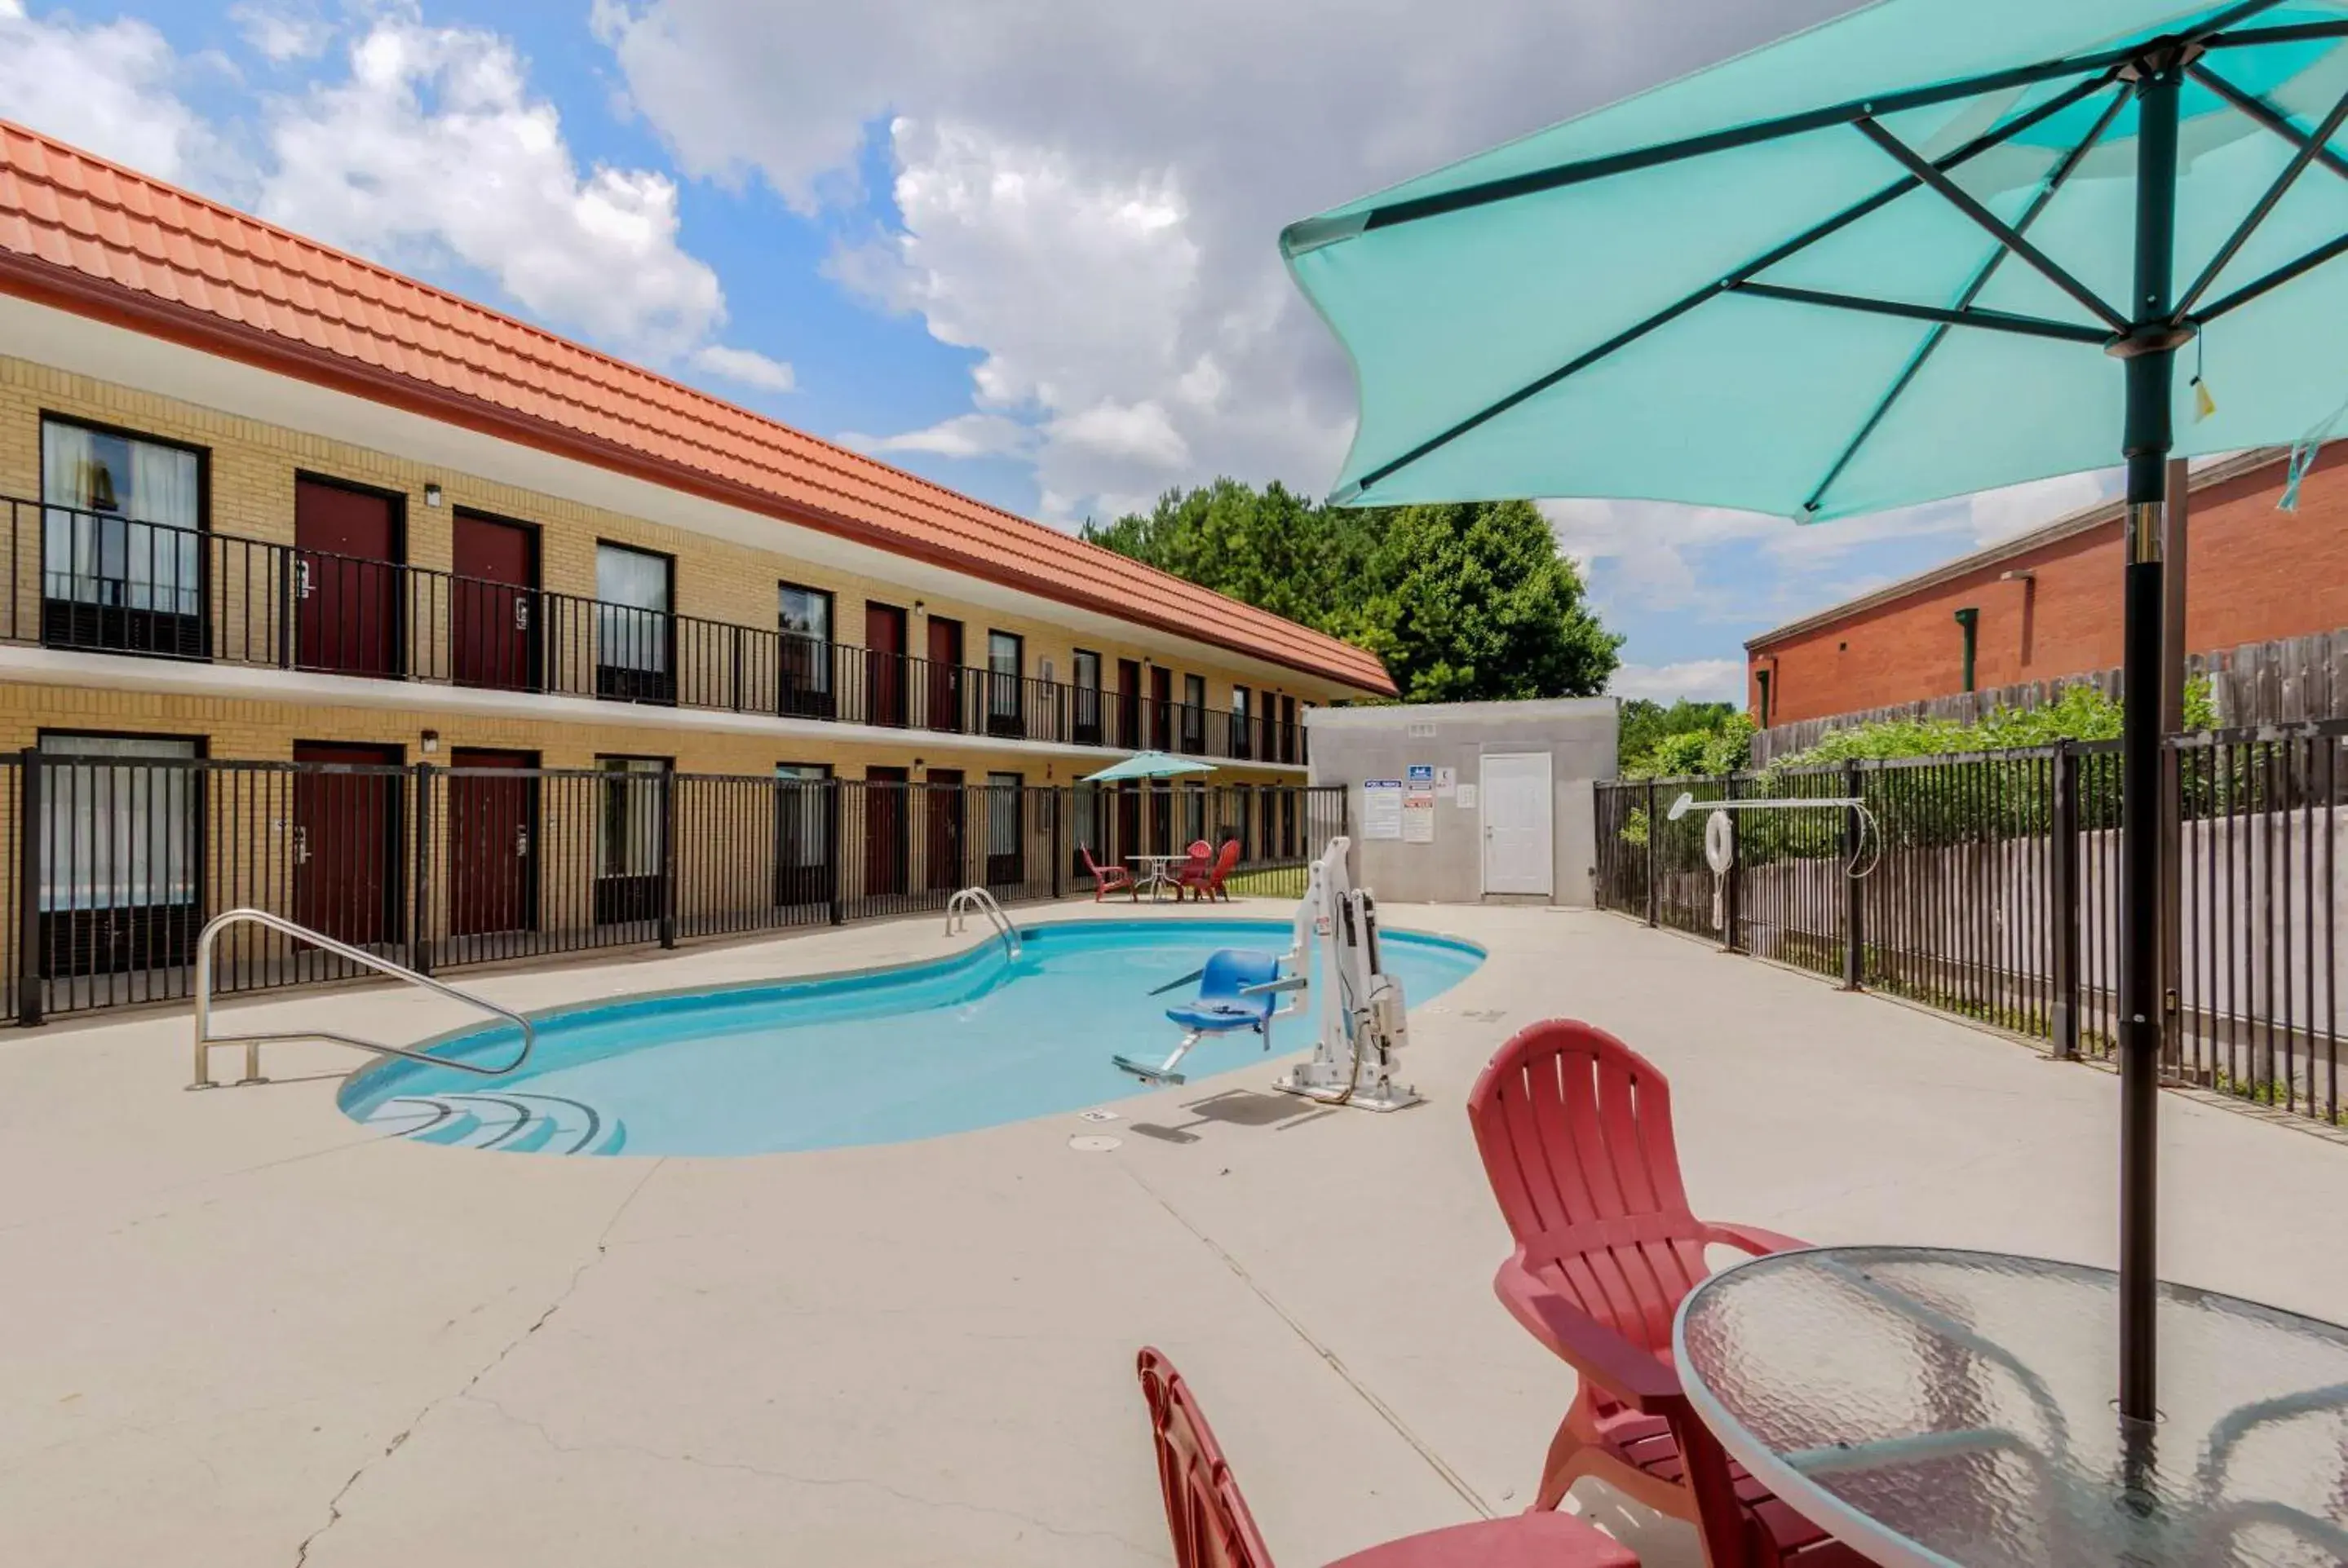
1730,283,2111,342
1344,73,2119,499
1852,118,2129,333
2176,85,2348,320
1801,85,2130,516
2195,228,2348,320
2189,63,2348,184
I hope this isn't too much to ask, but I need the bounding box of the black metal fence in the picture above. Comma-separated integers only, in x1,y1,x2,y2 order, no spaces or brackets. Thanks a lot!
1595,722,2346,1128
2,749,1342,1024
11,496,1307,762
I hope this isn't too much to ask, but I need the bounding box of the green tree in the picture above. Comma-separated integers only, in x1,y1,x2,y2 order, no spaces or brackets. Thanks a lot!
1618,698,1740,773
1085,484,1620,702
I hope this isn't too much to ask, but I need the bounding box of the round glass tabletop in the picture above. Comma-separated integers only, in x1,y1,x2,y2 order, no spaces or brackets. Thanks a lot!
1673,1247,2348,1568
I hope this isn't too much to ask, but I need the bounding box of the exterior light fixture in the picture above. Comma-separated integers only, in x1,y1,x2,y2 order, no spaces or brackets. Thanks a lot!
420,729,440,753
423,483,444,507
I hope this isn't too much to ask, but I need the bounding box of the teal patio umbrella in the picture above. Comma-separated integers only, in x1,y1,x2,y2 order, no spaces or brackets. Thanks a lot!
1284,0,2348,1423
1081,751,1218,783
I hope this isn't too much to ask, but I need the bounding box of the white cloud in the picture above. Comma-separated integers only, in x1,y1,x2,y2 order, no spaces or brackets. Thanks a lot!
841,413,1033,461
688,342,795,393
595,0,1861,523
258,12,726,360
229,1,332,64
1610,659,1746,704
0,0,219,182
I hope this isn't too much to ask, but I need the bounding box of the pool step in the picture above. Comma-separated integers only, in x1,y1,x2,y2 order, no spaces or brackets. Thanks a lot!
363,1091,625,1155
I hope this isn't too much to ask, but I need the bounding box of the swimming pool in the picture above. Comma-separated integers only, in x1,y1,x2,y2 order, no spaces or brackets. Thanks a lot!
338,919,1484,1157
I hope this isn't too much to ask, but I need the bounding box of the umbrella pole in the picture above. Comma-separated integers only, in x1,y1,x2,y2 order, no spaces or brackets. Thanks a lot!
2117,52,2184,1429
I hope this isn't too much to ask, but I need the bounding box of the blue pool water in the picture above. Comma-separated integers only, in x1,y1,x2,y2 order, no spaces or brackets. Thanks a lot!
338,920,1484,1157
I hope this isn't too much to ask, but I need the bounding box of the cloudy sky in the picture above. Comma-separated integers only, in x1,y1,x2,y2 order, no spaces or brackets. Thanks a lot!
0,0,2122,702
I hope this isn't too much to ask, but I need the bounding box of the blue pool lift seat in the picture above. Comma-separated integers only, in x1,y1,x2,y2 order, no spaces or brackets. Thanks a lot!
1112,949,1285,1087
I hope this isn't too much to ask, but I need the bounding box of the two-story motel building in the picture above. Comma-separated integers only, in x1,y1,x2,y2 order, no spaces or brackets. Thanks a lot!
0,122,1391,992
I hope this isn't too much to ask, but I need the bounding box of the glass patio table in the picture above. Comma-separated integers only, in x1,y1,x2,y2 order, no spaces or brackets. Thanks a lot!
1673,1246,2348,1568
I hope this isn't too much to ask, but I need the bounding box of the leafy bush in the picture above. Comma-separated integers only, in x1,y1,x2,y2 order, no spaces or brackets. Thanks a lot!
1769,679,2216,769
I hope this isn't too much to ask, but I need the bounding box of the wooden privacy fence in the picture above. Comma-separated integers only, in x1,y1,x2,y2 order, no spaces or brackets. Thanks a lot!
1598,723,2347,1128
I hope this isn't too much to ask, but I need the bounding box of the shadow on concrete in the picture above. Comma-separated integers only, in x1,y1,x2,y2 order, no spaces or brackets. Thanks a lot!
1128,1089,1342,1144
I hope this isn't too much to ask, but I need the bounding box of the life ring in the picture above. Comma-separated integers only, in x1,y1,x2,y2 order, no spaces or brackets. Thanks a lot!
1703,808,1735,875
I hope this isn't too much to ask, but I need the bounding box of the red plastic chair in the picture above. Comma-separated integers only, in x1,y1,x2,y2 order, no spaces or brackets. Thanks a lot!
1467,1022,1859,1568
1137,1348,1639,1568
1176,839,1240,902
1084,845,1138,903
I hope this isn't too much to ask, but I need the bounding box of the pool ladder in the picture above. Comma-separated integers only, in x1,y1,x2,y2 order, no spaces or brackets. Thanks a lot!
944,887,1022,960
190,908,537,1089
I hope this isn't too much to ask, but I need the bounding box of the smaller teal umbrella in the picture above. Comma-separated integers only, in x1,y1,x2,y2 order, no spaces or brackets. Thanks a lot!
1081,751,1218,783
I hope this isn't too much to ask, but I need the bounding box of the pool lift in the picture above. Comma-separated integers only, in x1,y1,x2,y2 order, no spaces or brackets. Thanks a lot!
1110,837,1420,1112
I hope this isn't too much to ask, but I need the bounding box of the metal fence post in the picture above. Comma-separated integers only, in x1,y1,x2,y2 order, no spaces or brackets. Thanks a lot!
659,767,679,950
409,760,434,977
1842,761,1866,991
1721,775,1742,952
16,747,41,1027
825,780,845,927
1050,788,1065,900
2050,740,2080,1058
1643,779,1660,928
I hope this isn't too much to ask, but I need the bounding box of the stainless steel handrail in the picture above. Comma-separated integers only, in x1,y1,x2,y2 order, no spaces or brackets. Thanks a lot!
190,908,536,1089
944,887,1021,959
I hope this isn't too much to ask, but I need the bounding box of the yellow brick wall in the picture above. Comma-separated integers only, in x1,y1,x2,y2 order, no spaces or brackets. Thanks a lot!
0,351,1364,730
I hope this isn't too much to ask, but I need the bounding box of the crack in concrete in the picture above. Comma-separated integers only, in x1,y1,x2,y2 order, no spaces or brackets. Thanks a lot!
286,1158,666,1566
1115,1159,1496,1521
458,1389,1161,1561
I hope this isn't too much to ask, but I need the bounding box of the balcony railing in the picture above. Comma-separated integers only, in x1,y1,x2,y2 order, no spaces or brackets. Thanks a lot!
5,497,1307,763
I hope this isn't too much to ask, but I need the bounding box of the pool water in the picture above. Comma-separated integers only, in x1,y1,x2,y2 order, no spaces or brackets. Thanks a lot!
338,919,1484,1157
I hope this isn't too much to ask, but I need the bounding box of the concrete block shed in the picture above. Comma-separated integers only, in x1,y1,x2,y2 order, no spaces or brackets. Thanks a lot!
1305,699,1616,907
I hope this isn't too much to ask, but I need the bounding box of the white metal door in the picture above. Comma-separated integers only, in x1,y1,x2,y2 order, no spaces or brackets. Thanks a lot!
1480,753,1553,896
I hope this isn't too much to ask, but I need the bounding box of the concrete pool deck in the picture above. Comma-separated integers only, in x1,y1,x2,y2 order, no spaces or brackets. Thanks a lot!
4,899,2346,1566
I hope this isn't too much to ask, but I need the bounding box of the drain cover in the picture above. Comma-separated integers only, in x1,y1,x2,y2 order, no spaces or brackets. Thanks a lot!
1078,1108,1121,1123
1069,1134,1123,1153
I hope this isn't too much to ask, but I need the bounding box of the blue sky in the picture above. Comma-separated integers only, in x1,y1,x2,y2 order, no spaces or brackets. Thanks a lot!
0,0,2127,703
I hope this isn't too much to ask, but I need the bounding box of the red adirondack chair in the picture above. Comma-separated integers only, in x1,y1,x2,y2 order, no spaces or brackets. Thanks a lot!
1176,838,1241,902
1137,1347,1639,1568
1467,1022,1861,1568
1084,845,1138,902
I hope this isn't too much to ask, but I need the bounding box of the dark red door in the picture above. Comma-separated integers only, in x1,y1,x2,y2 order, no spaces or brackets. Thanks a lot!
295,479,400,677
293,741,404,946
1149,666,1173,750
868,605,907,727
449,749,536,939
452,512,537,691
925,769,964,890
925,616,963,732
1117,659,1142,749
864,766,908,896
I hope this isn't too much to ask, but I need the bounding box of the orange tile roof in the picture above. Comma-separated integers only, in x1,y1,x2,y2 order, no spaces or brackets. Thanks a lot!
0,121,1395,696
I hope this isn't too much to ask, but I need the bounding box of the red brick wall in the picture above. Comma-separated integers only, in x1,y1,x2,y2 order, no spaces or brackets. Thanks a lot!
1748,448,2348,725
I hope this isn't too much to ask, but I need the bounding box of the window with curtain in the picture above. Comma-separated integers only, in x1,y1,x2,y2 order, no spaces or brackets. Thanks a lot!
987,630,1023,724
778,582,833,693
1231,686,1251,757
41,418,202,614
986,771,1022,858
1182,674,1206,752
38,733,199,912
775,763,831,869
596,544,671,674
595,757,668,879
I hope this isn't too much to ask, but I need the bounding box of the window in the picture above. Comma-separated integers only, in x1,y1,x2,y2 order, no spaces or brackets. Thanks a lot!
777,581,834,687
1072,648,1103,744
1182,781,1205,846
595,544,672,697
38,732,202,979
1182,674,1207,753
987,630,1024,734
985,771,1024,885
775,762,833,904
1231,686,1251,758
593,756,668,927
41,417,205,656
